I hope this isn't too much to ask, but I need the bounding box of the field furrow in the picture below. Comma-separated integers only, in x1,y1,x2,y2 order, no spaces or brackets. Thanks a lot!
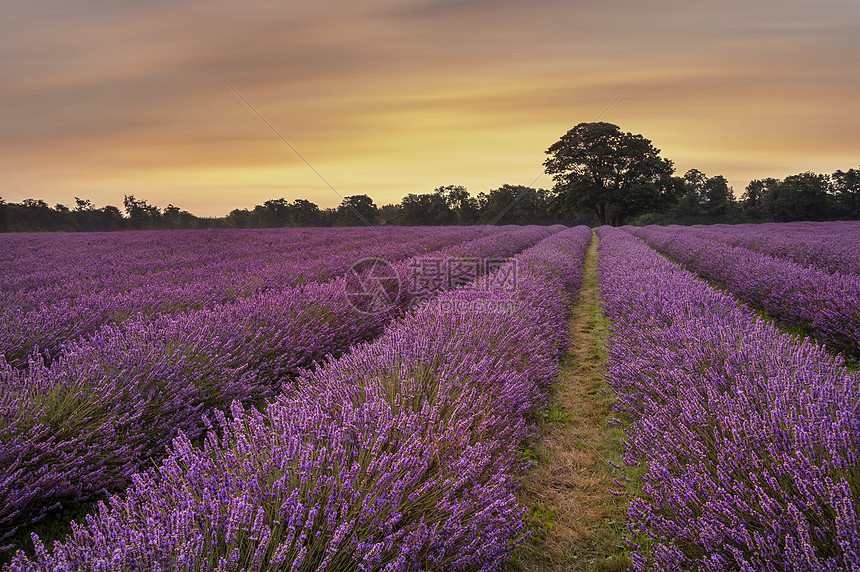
598,226,859,571
7,226,593,570
627,224,860,359
658,221,860,275
0,227,489,366
0,225,559,552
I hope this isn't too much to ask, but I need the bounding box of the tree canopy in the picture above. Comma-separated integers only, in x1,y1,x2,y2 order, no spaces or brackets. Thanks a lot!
544,122,681,225
755,172,834,222
335,195,379,226
478,185,555,225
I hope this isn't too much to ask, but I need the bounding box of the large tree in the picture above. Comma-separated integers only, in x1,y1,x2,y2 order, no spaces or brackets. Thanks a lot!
544,122,680,225
336,194,379,226
289,198,323,227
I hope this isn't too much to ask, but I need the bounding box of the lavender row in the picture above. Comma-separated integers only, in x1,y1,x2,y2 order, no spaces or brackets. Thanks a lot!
8,226,593,571
670,221,860,275
628,225,860,359
597,226,859,571
0,225,558,551
0,227,461,306
1,227,488,366
1,227,384,309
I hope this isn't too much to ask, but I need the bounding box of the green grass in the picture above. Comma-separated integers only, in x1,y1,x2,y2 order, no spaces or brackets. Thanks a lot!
508,232,638,572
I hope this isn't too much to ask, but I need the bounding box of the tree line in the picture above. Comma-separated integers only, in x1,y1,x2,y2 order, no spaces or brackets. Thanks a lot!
544,122,858,226
2,122,857,232
0,185,584,233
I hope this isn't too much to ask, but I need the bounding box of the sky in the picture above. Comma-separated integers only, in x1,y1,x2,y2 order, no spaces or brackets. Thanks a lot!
1,0,858,217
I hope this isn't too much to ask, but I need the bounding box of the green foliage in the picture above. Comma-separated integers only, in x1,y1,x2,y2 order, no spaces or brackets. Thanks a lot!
398,190,454,226
123,195,162,229
479,185,556,225
335,194,379,226
536,401,572,424
759,172,834,222
832,167,860,219
518,445,544,465
544,122,680,226
525,504,557,544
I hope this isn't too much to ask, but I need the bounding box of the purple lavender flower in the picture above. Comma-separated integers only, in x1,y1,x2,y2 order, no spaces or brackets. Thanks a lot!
598,226,859,571
6,226,593,570
0,226,563,552
627,223,860,359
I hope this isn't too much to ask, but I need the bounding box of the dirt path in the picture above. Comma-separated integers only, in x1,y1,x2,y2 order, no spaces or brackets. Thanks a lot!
509,231,630,572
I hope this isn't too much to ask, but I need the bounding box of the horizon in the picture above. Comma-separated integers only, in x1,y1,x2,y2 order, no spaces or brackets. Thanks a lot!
1,0,858,217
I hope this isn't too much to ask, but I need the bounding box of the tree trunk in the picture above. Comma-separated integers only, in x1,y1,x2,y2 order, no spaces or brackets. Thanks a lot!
595,203,606,225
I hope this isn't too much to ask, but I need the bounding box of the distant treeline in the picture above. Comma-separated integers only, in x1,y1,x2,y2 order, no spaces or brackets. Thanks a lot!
0,185,587,233
636,168,860,226
1,169,858,233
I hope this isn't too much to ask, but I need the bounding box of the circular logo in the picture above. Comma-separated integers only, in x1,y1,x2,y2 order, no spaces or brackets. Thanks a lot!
344,258,401,314
406,295,431,313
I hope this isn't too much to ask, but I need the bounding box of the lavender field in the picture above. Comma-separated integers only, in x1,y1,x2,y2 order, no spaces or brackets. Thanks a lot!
1,222,858,570
599,225,859,571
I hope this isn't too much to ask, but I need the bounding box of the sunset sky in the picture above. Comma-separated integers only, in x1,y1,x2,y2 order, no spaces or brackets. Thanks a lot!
1,0,858,217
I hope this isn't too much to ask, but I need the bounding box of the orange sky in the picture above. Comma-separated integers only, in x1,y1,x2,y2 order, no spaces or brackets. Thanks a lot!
1,0,858,217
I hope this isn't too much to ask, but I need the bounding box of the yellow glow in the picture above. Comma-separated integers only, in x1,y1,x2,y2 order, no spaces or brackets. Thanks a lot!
1,0,858,216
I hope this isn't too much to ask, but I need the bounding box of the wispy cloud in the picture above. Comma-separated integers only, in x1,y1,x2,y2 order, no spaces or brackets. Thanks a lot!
1,0,857,214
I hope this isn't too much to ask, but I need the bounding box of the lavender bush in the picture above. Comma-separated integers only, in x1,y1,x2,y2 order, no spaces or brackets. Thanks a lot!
668,221,860,275
0,226,559,551
627,224,860,359
0,227,488,366
598,226,859,571
7,226,592,571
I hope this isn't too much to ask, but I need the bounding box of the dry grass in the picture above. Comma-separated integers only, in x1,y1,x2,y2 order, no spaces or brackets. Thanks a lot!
509,231,631,572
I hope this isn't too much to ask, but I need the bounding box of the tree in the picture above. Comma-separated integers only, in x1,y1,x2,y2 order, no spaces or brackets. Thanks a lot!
398,191,453,226
319,207,338,227
742,178,778,221
701,174,735,218
97,205,126,231
260,198,291,227
832,167,860,219
760,172,831,222
227,208,256,228
669,169,707,221
289,198,322,227
336,195,379,226
123,195,161,229
22,198,48,209
75,197,92,211
438,185,480,225
399,194,434,226
379,204,401,225
544,122,679,225
162,204,186,229
15,199,57,231
481,185,552,225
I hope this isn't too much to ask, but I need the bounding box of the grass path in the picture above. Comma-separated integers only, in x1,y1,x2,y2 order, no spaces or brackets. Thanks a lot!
508,231,630,572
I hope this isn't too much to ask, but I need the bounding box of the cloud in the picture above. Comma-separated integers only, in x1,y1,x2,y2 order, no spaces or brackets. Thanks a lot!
1,0,858,215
